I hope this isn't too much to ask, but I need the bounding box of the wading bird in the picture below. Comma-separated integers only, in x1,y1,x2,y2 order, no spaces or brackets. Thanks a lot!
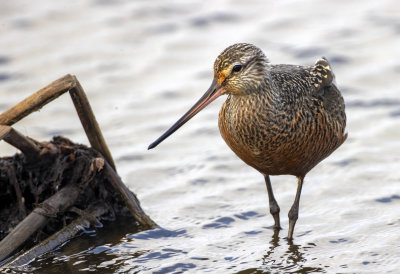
148,43,347,240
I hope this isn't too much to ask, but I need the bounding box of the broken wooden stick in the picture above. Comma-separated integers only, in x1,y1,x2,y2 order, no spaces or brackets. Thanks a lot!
5,204,108,267
0,75,75,126
0,183,80,262
6,164,26,218
0,125,40,162
0,74,115,170
69,77,116,170
104,162,157,228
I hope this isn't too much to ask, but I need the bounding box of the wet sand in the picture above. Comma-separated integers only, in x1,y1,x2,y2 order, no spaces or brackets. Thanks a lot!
1,0,400,272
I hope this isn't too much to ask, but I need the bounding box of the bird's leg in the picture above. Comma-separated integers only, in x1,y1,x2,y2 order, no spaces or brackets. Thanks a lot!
288,176,305,240
264,175,281,230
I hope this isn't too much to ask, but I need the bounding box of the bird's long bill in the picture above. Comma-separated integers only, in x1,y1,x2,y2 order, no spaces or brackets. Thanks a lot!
148,79,223,149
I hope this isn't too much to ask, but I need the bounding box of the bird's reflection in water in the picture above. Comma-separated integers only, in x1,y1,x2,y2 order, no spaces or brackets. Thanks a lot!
257,230,324,273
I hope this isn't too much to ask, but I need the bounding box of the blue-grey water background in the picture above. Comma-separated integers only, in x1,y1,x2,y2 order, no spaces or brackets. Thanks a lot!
1,0,400,272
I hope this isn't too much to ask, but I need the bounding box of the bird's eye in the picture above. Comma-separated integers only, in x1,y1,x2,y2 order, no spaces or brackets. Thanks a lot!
232,64,242,72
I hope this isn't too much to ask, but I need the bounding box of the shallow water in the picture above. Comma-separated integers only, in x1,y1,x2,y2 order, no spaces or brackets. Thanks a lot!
1,0,400,272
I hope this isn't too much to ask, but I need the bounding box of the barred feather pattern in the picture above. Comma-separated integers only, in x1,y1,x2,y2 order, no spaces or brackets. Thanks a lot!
216,44,347,177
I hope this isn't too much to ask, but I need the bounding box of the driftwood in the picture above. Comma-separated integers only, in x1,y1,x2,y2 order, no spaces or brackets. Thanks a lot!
0,126,40,161
0,182,80,263
6,204,108,267
0,74,115,170
0,75,157,266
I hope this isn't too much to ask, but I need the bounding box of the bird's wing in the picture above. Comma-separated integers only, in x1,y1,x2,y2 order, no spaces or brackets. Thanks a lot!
308,57,335,95
269,60,334,103
269,60,345,121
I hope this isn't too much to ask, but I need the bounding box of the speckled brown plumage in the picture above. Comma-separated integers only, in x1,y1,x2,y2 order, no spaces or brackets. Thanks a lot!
149,43,347,240
217,44,347,178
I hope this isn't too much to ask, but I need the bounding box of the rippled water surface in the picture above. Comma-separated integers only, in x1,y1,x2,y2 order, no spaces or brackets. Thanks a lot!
1,0,400,272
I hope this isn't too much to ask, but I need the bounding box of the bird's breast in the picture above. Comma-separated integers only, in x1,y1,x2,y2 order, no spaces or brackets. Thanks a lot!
218,93,346,177
218,94,278,172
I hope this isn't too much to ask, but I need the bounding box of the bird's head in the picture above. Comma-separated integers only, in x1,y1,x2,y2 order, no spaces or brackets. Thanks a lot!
213,43,269,96
148,43,268,149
